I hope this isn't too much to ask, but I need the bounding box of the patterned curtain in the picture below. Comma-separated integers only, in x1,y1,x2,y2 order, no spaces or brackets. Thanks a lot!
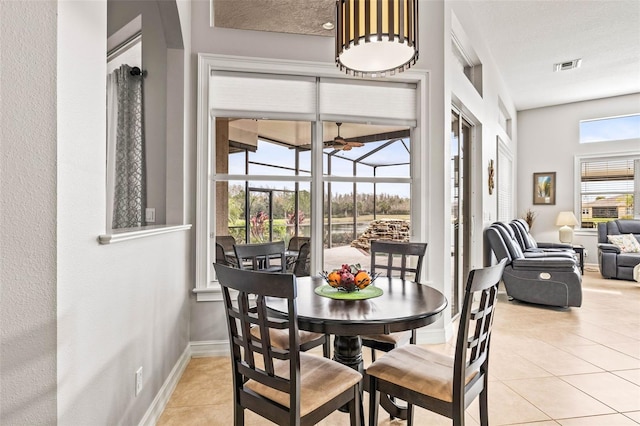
111,65,146,229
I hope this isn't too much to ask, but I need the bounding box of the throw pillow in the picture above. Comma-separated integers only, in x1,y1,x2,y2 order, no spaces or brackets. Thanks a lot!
608,234,640,253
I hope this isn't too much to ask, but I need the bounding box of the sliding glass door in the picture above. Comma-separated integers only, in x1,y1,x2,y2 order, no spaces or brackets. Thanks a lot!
451,109,472,316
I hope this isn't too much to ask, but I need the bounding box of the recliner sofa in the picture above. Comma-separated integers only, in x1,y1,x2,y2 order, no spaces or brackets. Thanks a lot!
597,219,640,280
509,219,575,256
485,222,582,307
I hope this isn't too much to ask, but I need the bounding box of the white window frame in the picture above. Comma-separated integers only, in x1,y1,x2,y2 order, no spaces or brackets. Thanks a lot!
574,151,640,233
194,54,428,301
579,113,640,144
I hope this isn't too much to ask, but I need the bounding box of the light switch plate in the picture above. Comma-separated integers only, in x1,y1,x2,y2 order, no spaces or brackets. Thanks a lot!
145,208,155,223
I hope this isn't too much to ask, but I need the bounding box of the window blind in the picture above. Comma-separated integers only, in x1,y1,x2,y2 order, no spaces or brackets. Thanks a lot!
579,156,639,228
318,78,417,125
497,142,513,222
581,158,635,194
209,71,316,120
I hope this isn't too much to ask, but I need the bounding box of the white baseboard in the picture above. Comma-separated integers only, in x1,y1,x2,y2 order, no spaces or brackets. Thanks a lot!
138,344,191,426
139,341,229,425
189,339,230,357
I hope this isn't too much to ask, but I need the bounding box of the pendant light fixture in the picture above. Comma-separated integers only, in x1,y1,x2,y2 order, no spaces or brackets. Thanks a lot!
335,0,419,77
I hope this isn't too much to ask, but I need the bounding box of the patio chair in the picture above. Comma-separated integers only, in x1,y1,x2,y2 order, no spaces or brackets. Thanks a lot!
216,235,239,267
213,264,362,426
215,243,233,267
216,235,236,251
287,236,310,270
292,242,311,277
361,240,428,361
366,259,507,426
288,236,311,251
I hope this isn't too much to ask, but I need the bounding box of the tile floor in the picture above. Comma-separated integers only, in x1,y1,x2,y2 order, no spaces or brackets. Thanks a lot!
158,269,640,425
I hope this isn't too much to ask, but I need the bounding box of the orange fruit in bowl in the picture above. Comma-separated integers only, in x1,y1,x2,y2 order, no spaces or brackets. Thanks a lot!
355,271,371,289
327,271,341,288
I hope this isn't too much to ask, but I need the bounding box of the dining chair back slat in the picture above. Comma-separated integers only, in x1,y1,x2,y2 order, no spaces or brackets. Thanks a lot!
370,240,428,282
234,241,286,273
214,264,362,426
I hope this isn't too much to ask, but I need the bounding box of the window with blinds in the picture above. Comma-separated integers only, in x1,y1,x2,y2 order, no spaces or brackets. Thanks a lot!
580,156,639,228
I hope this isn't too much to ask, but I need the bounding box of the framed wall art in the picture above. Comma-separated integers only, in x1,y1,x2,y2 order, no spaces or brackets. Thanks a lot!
533,172,556,205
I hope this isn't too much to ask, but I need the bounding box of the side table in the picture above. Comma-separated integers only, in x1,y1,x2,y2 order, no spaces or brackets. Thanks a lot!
572,245,584,275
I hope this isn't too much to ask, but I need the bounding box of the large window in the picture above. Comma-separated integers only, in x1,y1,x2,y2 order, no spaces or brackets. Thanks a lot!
579,155,639,229
197,66,422,293
215,119,312,247
216,119,412,270
322,121,411,255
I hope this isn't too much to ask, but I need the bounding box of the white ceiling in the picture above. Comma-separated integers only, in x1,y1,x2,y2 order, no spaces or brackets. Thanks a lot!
214,0,640,111
467,0,640,110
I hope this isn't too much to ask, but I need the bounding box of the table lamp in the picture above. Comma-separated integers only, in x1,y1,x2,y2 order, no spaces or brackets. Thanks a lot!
555,211,579,243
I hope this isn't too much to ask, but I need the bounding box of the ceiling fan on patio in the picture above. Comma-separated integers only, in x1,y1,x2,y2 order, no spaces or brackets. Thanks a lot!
327,123,365,151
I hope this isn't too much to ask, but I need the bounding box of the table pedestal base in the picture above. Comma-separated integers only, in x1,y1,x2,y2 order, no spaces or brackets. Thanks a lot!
333,335,363,374
334,336,363,417
333,335,407,420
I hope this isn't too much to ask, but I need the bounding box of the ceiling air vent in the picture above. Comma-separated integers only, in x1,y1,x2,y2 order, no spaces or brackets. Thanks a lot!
554,58,582,72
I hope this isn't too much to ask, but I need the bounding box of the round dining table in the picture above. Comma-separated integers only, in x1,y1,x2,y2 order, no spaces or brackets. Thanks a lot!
266,275,448,418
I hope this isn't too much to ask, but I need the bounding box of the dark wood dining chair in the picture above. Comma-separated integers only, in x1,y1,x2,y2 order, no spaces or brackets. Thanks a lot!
366,259,507,426
234,241,287,273
361,240,428,360
230,241,330,357
213,264,362,426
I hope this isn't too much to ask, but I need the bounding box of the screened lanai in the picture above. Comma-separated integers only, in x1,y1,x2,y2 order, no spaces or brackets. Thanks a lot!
214,118,413,269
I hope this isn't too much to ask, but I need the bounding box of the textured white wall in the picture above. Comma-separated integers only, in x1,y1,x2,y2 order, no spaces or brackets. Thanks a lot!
0,1,58,423
54,1,192,424
517,93,640,263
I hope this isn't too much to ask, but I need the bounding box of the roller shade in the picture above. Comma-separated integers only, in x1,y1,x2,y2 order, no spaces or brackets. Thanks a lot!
209,72,418,125
209,71,316,120
319,78,417,125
